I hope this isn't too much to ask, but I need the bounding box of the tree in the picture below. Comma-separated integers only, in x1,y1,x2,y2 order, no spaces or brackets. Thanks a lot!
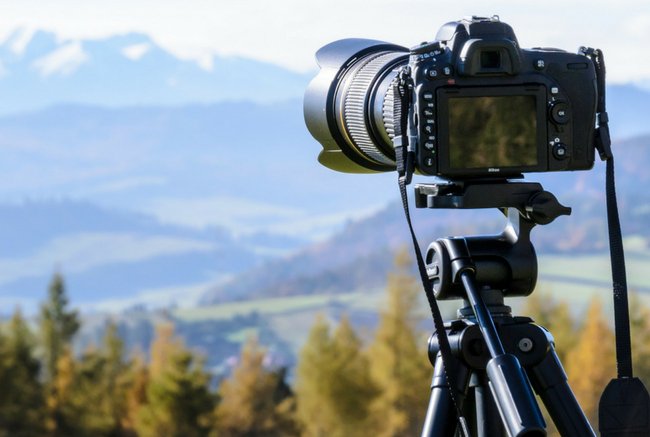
40,272,80,381
135,324,215,437
214,336,298,436
0,310,46,436
39,273,81,436
565,298,616,426
367,248,431,437
295,315,379,437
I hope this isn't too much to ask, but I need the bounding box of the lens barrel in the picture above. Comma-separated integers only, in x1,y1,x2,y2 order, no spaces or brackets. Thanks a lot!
304,39,408,173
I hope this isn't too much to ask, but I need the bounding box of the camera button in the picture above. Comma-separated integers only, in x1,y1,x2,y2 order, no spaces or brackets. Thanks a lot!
550,102,569,124
424,142,435,150
426,68,439,79
534,59,545,70
423,92,434,100
442,66,453,76
552,143,570,160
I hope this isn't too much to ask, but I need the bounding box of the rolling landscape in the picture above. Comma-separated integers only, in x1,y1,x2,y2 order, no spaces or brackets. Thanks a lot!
0,29,648,377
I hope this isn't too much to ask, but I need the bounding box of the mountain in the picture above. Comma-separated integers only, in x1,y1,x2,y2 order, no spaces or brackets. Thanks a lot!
0,29,312,114
0,199,310,314
0,100,398,239
201,134,650,304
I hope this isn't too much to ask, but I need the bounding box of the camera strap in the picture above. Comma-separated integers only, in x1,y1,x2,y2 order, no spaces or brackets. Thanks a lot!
582,47,650,434
393,68,471,437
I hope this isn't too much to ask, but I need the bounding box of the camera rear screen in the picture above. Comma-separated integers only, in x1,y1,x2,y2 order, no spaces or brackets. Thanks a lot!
448,95,537,169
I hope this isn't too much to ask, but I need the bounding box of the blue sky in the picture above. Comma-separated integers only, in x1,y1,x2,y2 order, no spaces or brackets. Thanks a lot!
1,0,648,85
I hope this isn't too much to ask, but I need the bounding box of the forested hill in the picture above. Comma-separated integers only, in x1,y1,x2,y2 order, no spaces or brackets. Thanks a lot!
201,135,650,304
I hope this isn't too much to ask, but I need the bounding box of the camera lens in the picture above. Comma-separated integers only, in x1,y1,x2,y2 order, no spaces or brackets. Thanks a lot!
304,39,408,173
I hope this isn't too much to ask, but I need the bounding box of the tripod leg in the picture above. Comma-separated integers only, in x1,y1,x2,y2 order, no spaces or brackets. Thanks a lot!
528,345,596,437
473,372,505,437
421,353,470,437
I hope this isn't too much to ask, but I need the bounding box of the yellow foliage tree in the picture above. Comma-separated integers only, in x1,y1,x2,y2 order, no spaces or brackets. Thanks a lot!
214,336,298,436
367,247,431,437
565,298,616,426
295,315,379,437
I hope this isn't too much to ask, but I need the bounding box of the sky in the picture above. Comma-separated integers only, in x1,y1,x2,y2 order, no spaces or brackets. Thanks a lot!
0,0,649,85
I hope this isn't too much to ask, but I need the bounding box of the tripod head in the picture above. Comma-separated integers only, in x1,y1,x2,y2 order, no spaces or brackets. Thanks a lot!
415,180,570,301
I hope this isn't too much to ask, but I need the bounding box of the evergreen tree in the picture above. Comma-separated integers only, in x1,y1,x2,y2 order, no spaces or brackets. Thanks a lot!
295,315,378,437
565,298,616,426
214,336,298,436
0,310,46,436
39,273,81,436
40,272,80,381
52,322,135,436
136,324,215,437
367,248,431,437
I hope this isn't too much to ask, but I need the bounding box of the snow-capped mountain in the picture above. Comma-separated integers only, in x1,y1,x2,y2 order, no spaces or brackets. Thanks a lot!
0,28,312,114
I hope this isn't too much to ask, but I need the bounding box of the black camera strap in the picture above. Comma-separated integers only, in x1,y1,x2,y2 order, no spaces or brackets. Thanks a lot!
393,68,471,437
581,47,650,435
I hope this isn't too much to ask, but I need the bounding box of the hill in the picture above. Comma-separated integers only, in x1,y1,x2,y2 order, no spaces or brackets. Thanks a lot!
0,200,304,313
201,134,650,304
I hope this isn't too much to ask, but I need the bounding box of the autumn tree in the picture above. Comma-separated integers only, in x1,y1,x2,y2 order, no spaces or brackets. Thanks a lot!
565,298,616,426
295,315,379,437
214,336,298,436
135,323,215,437
367,247,431,437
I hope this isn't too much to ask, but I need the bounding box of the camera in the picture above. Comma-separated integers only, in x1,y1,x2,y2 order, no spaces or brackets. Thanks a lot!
304,16,599,178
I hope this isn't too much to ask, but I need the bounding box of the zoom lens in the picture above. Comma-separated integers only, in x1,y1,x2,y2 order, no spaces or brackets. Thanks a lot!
304,39,408,173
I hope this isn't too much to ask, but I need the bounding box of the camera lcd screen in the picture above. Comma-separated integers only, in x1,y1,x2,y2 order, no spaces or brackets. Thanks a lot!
448,95,538,169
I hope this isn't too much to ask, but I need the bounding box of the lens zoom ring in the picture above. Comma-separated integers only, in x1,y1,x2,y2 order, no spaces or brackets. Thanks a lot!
343,53,401,166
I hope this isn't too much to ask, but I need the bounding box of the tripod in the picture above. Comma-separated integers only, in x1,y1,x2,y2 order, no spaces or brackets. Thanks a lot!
414,180,596,437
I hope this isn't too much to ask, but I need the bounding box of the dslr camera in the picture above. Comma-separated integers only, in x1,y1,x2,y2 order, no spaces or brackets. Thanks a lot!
304,16,599,178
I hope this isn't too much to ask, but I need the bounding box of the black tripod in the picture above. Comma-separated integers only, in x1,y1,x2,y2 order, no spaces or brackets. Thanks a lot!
414,180,596,437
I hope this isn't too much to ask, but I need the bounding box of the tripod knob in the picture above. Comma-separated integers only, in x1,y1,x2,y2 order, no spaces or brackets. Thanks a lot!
525,191,572,225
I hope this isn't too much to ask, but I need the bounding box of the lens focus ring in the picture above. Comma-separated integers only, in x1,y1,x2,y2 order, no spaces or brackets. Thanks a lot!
342,52,404,166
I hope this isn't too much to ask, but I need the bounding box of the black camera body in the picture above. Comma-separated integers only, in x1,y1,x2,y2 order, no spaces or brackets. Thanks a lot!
304,16,599,178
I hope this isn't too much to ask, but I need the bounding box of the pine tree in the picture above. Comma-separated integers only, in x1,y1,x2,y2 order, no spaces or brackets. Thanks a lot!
136,324,215,437
628,293,650,387
39,273,81,436
40,272,80,381
367,248,431,437
565,298,616,425
295,315,378,437
0,310,46,436
214,336,298,436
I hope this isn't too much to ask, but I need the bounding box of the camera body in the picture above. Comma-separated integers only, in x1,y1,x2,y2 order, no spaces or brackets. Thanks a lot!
304,16,599,178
